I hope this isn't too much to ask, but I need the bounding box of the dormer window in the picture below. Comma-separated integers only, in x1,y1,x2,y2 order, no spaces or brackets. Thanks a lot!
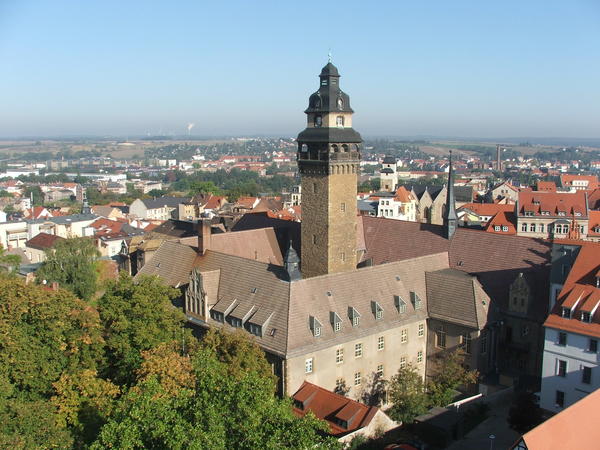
229,317,242,328
494,226,501,232
561,307,571,319
395,295,406,314
309,316,322,337
411,291,422,310
210,310,224,323
371,301,384,320
558,211,566,216
247,323,262,336
581,312,591,323
502,226,509,232
348,307,361,327
330,312,342,332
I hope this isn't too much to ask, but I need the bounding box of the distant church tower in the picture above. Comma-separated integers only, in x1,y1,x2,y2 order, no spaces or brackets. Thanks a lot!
443,151,458,239
297,62,362,278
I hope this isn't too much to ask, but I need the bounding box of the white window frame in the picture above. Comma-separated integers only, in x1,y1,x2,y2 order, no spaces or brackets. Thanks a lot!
355,343,363,358
305,358,313,374
377,336,385,351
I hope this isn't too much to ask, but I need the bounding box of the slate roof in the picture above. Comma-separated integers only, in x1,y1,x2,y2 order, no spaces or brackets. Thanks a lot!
426,269,490,329
360,216,551,320
149,219,198,239
27,213,96,225
135,240,198,287
143,242,449,358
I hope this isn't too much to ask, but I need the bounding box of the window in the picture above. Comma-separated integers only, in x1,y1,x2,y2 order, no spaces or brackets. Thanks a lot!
354,372,361,386
538,224,545,233
248,323,262,337
410,291,422,310
334,321,341,332
340,202,346,212
336,348,344,364
371,301,384,320
310,316,322,337
555,390,565,408
377,336,385,351
558,332,567,346
395,295,406,313
480,332,487,354
557,359,567,377
582,366,592,384
561,307,571,319
401,328,408,344
229,317,242,328
340,252,346,262
321,79,328,86
581,312,591,323
210,310,224,322
331,311,342,332
589,339,598,353
521,223,527,232
436,327,446,349
417,350,423,363
305,358,313,373
352,316,360,327
529,223,536,232
355,343,363,358
460,334,472,354
494,226,501,232
336,116,344,127
502,226,509,232
312,183,317,193
377,364,384,377
418,323,424,337
400,356,406,369
335,378,345,390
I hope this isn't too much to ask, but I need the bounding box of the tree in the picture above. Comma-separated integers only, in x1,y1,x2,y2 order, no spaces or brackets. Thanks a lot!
36,237,100,301
97,273,186,386
388,364,429,424
91,346,338,450
507,392,543,432
427,350,478,407
199,328,274,382
0,278,105,447
0,244,20,274
359,372,387,407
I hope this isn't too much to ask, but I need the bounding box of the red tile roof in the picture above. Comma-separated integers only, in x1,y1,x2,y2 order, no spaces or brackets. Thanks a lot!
517,191,587,217
560,174,599,190
588,211,600,237
545,241,600,338
588,188,600,210
484,211,517,235
536,181,557,192
394,186,412,203
292,382,379,437
25,232,64,250
512,384,600,450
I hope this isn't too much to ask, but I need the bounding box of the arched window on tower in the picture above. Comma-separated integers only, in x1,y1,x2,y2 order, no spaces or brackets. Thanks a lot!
301,144,308,152
337,97,343,109
331,144,339,153
336,116,344,128
342,144,348,152
314,115,322,127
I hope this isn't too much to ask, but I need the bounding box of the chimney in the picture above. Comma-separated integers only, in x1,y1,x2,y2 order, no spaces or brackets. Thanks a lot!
496,144,502,172
197,218,212,255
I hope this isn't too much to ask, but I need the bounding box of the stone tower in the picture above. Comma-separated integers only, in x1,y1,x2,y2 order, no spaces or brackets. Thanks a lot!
297,62,362,278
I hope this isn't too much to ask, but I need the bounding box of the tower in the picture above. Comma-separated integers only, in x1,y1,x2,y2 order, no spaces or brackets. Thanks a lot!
380,156,398,192
297,62,362,278
443,151,458,239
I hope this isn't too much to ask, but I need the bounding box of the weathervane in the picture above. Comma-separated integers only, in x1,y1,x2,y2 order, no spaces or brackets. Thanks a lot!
328,49,332,63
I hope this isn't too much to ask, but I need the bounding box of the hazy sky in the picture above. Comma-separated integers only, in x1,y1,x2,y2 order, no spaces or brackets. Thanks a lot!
1,0,599,138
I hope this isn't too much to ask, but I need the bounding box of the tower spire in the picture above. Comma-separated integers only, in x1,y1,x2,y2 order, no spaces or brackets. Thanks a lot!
444,151,458,239
284,240,301,281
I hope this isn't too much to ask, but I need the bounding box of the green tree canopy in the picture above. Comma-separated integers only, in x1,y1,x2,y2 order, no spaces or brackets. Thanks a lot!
387,364,429,424
97,274,186,386
92,345,338,450
427,350,478,407
37,237,100,301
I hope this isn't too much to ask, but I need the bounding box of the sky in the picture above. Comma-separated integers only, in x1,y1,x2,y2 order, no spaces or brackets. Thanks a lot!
1,0,599,139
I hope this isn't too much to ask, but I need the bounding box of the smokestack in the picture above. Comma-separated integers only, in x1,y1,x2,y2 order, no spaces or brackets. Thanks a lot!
496,144,501,172
197,218,212,255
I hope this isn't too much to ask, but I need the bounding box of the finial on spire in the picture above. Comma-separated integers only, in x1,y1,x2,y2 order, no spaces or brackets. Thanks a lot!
328,49,332,63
